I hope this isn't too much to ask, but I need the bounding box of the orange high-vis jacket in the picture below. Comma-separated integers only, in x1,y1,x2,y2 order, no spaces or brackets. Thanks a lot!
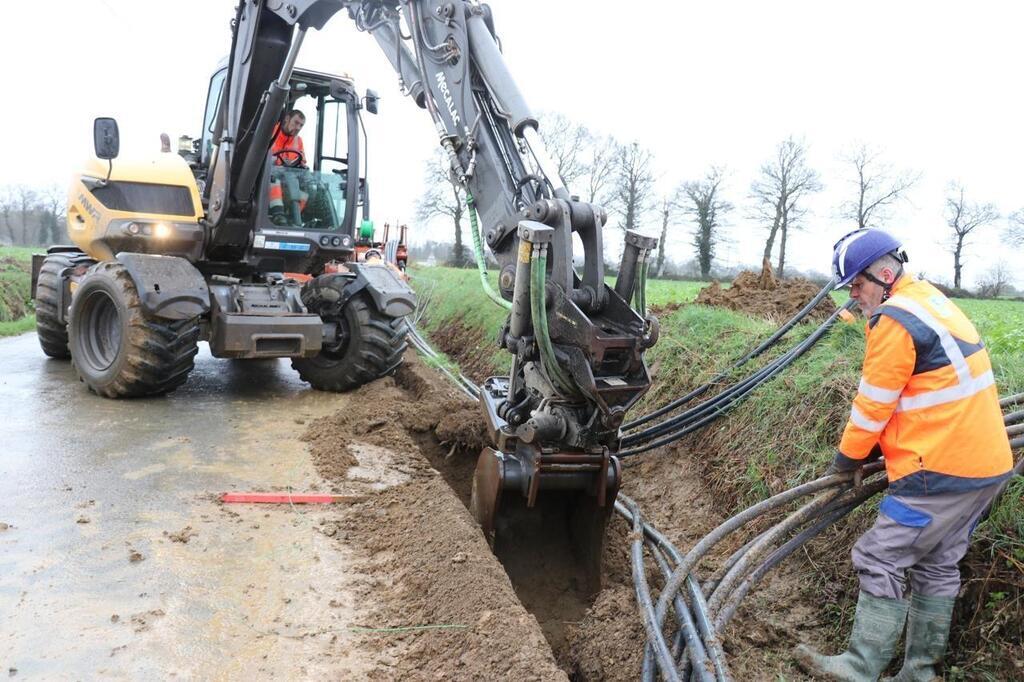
270,124,305,165
837,275,1012,496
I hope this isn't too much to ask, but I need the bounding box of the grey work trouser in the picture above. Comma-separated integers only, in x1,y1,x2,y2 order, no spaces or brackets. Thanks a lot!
851,483,1002,600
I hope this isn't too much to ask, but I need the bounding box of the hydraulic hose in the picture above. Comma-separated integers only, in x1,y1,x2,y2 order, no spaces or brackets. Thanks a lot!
1004,409,1024,426
531,248,576,396
466,192,512,310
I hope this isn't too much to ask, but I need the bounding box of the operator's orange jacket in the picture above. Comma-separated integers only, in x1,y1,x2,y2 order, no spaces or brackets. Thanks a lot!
836,274,1013,495
270,124,305,165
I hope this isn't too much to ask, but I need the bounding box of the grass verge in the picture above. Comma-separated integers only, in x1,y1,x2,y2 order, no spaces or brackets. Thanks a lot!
0,246,35,336
412,265,1024,677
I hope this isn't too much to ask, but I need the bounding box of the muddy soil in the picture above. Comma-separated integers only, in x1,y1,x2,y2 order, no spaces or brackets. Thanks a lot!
317,352,829,680
303,358,566,680
426,315,505,383
696,259,836,323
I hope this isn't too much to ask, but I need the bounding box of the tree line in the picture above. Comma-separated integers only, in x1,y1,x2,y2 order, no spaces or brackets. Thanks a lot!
417,114,1024,294
0,184,67,247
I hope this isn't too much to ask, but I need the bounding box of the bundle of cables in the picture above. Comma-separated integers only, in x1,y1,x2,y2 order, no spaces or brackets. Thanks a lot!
620,281,851,458
621,395,1024,681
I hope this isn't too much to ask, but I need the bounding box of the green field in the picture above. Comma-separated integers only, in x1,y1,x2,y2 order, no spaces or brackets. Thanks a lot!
410,264,1023,676
0,246,35,337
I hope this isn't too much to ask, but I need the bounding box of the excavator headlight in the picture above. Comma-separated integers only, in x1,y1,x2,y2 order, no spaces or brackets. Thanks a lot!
153,223,172,239
126,222,141,235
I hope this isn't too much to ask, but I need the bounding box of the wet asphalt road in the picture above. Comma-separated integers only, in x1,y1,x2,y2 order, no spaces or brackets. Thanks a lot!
0,333,371,679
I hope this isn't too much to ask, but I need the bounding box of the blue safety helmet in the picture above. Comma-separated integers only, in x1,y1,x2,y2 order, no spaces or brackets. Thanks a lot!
831,228,907,290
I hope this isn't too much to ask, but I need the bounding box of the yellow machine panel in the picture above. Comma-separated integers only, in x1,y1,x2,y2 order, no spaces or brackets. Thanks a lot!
67,154,205,262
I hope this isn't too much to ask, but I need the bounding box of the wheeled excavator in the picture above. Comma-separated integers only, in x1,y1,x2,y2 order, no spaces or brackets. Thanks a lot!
37,0,661,588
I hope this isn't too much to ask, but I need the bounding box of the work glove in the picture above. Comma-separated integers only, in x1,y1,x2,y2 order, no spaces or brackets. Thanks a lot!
825,450,864,486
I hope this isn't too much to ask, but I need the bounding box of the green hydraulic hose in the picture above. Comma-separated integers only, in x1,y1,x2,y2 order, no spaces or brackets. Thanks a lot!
466,192,512,310
634,257,649,317
531,250,576,396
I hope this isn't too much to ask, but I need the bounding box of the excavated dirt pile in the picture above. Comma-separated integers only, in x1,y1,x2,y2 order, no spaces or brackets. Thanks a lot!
300,353,830,680
695,259,836,322
302,358,565,680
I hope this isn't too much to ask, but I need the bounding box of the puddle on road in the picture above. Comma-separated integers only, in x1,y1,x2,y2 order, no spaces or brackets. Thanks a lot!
0,347,388,679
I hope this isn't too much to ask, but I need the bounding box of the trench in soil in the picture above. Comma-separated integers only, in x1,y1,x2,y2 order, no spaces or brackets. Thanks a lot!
409,429,596,665
311,358,828,680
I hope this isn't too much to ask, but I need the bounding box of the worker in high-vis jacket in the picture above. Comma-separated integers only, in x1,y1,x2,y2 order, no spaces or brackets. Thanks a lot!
268,110,309,225
795,228,1013,682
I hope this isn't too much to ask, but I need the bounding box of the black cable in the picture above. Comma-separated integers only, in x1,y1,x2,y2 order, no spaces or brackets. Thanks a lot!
620,303,852,456
623,278,838,431
623,300,852,448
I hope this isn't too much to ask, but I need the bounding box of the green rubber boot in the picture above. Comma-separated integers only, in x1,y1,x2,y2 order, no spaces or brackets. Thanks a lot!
794,591,909,681
883,593,955,682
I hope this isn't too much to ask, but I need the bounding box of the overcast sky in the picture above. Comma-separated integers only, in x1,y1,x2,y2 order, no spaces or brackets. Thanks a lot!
3,1,1021,286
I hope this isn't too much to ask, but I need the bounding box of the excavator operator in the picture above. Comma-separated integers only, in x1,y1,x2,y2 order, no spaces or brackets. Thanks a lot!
271,109,306,167
268,109,308,225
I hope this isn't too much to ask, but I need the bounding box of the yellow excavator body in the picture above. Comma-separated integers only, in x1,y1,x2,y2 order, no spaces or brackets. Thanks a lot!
66,154,205,262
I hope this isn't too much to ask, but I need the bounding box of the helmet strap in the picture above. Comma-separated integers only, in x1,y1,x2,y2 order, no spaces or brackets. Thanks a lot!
862,266,903,302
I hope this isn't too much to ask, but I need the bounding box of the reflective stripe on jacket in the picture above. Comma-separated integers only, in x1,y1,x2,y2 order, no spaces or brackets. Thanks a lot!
270,125,304,165
837,275,1012,495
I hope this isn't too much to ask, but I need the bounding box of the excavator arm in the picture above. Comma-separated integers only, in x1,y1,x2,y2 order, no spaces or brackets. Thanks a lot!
203,0,659,589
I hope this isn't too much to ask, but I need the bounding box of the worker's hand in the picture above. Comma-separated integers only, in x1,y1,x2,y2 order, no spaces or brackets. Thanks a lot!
825,450,863,485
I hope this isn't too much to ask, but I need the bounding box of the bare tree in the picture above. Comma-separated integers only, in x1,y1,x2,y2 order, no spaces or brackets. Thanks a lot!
1007,209,1024,248
416,149,468,267
838,143,919,229
944,182,999,289
608,142,656,236
653,188,683,277
749,137,822,277
584,135,618,209
537,112,593,187
975,261,1013,299
14,185,39,245
680,167,732,279
0,186,14,245
39,184,67,245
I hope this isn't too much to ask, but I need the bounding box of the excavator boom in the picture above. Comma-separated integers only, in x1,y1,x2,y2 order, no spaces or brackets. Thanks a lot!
202,0,659,590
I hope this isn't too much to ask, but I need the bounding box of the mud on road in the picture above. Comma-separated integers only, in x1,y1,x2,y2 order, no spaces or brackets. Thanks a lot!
2,328,824,680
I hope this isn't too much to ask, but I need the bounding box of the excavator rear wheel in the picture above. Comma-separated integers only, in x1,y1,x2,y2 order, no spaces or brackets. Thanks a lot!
35,253,78,359
67,262,200,398
291,280,408,392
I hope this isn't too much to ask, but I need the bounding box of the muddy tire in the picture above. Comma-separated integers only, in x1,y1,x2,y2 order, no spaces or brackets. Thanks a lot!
68,262,200,398
292,280,409,392
35,253,77,358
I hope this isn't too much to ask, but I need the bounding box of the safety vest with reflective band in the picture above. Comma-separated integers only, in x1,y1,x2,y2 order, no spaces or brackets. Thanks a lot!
270,125,304,166
837,275,1012,496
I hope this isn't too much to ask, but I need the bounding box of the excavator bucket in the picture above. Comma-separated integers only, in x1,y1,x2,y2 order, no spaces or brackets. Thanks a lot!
470,445,620,596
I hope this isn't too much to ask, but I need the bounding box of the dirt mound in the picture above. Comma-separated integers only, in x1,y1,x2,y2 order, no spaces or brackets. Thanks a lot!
695,259,835,322
302,357,565,680
336,477,564,680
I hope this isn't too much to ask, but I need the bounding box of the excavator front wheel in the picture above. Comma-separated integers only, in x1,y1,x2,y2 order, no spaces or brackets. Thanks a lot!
292,279,408,391
68,262,200,398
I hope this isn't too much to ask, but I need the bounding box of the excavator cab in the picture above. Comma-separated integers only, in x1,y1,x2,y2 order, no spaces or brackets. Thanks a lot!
195,65,376,275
